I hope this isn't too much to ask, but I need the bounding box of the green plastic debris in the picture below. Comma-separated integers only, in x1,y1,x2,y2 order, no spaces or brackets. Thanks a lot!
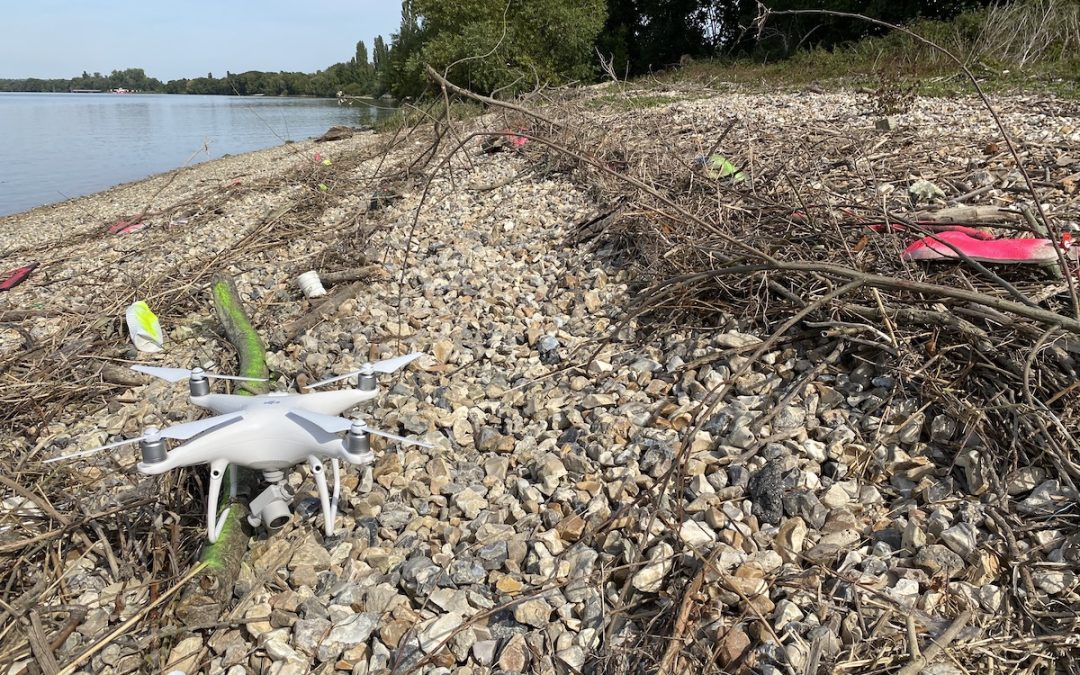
125,300,164,352
699,154,746,183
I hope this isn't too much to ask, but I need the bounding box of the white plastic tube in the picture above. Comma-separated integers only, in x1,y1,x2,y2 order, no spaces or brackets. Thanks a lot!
297,270,327,298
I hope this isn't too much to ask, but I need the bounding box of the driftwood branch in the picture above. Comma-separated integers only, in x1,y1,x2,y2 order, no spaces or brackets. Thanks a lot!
424,63,561,130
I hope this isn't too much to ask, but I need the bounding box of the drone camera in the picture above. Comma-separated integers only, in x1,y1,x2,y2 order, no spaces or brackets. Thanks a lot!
248,483,295,531
263,498,292,530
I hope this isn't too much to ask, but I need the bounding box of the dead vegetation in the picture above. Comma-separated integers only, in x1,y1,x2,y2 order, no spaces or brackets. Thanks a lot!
423,57,1080,671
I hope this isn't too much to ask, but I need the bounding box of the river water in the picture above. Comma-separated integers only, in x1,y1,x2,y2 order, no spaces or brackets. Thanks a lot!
0,93,393,217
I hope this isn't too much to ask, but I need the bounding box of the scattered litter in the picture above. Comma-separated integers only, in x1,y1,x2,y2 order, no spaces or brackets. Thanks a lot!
908,179,946,205
875,116,899,131
108,219,148,235
867,223,994,239
481,128,529,154
125,300,165,352
696,154,747,182
0,262,38,291
297,270,327,298
902,230,1068,264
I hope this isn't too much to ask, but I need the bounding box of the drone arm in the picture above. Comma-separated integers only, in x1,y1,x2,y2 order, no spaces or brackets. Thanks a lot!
207,459,231,543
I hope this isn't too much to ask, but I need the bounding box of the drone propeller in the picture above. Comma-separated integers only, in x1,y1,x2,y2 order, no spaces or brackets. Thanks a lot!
287,409,433,448
43,412,244,463
306,352,423,389
130,364,268,384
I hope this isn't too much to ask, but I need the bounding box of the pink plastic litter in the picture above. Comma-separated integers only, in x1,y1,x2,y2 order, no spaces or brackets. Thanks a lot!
902,230,1064,264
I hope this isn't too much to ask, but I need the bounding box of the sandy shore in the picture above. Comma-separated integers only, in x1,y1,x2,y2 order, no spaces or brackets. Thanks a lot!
0,135,377,252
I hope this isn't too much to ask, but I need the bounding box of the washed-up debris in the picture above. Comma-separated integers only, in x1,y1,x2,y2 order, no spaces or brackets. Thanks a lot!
0,262,38,291
481,128,529,153
867,222,993,239
125,300,164,352
696,153,747,182
902,230,1069,263
296,270,327,299
108,219,147,235
908,178,946,205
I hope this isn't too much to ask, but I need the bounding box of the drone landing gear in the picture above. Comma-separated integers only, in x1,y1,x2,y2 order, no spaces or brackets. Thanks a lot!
206,459,231,543
308,456,341,537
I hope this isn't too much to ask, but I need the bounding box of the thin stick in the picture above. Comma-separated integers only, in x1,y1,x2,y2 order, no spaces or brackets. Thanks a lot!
896,610,973,675
424,64,561,130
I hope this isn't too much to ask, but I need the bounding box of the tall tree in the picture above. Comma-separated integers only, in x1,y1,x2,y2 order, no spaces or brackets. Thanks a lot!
390,0,607,98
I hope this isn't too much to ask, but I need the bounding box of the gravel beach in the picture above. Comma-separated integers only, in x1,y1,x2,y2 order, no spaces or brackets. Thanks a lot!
2,86,1079,674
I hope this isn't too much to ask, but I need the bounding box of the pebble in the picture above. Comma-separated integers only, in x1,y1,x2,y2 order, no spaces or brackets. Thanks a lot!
418,613,464,653
748,461,784,525
632,542,675,592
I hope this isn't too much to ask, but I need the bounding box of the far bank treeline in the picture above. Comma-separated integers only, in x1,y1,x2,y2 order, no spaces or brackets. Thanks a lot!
0,0,996,98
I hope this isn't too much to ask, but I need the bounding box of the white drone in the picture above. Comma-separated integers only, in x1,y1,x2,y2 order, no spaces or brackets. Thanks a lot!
45,353,431,542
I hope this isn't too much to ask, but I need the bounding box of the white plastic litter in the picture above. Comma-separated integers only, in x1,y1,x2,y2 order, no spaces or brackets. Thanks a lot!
297,270,327,298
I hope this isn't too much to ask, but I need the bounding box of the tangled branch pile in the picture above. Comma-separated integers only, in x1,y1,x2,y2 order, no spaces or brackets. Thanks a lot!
433,69,1080,670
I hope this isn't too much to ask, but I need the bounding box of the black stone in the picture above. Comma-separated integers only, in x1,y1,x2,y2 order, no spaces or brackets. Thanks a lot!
747,460,784,525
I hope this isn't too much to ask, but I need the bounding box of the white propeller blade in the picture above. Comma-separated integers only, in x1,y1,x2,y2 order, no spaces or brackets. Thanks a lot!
307,352,424,389
131,365,267,383
364,426,433,448
370,352,425,374
43,412,244,463
287,410,433,448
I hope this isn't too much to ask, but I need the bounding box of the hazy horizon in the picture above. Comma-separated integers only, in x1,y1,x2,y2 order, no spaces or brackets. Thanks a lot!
0,0,401,81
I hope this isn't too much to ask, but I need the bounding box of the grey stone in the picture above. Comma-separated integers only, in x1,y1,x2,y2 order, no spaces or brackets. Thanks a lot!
317,612,378,662
632,542,674,592
940,522,978,560
473,639,500,666
513,599,552,628
292,617,331,655
748,461,784,524
914,544,966,578
418,612,464,653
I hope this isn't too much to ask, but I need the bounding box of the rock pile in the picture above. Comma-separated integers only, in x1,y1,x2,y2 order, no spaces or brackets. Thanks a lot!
4,87,1078,673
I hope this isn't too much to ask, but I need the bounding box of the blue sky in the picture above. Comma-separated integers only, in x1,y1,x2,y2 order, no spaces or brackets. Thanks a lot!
0,0,402,80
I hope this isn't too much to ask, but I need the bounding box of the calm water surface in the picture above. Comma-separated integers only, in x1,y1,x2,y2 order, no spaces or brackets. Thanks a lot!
0,93,393,217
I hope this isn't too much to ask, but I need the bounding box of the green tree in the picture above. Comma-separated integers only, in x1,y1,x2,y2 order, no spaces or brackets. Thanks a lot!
390,0,606,98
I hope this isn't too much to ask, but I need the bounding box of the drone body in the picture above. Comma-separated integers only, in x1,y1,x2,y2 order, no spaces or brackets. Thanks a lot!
47,354,430,543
